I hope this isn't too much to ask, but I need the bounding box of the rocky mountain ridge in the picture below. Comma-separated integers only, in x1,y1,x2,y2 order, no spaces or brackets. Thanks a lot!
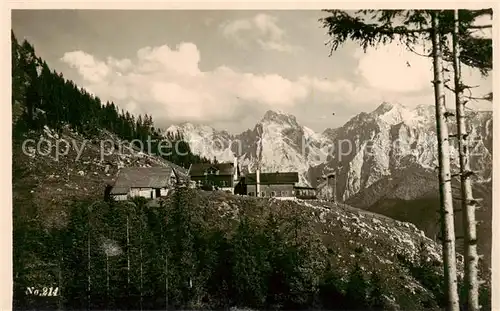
166,102,493,200
166,109,331,186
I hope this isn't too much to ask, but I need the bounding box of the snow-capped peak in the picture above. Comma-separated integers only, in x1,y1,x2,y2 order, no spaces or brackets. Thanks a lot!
163,122,236,163
372,101,391,113
165,124,182,137
369,102,433,126
164,103,491,201
165,122,217,137
260,110,298,126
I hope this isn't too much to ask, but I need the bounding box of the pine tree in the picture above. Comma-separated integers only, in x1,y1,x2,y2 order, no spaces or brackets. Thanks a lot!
12,32,211,168
430,12,461,311
345,263,368,310
368,271,385,310
166,188,196,308
318,265,346,310
451,10,485,311
11,31,24,105
231,216,268,307
318,10,497,310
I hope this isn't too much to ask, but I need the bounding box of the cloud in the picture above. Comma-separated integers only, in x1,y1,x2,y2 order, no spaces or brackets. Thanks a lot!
220,13,299,53
61,39,491,132
61,51,110,83
470,13,492,39
136,43,201,76
352,40,492,107
60,42,325,125
296,40,491,115
354,42,433,93
106,57,133,72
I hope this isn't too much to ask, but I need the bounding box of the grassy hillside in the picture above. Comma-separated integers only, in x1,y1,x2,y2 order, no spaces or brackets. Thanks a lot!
11,30,213,227
12,122,186,228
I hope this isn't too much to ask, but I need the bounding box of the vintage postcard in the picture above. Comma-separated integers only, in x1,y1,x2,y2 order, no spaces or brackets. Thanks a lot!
6,2,496,311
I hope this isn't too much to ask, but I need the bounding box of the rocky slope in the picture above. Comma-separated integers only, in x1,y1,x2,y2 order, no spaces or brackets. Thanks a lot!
12,124,184,228
344,166,493,271
162,189,467,310
312,102,492,201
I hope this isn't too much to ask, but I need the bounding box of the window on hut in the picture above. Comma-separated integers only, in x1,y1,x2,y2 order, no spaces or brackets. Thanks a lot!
207,168,217,175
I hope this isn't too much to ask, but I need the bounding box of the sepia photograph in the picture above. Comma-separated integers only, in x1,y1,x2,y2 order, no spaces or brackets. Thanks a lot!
9,4,495,311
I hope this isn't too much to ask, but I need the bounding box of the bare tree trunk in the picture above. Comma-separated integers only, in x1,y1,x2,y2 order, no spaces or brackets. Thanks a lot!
166,254,169,311
452,9,480,311
333,173,337,203
140,218,143,311
431,12,460,311
58,246,63,311
106,251,109,310
126,214,130,295
87,211,91,311
164,227,169,310
106,229,110,310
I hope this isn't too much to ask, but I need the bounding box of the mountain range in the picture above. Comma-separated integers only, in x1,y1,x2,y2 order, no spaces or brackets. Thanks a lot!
166,102,493,269
166,102,492,198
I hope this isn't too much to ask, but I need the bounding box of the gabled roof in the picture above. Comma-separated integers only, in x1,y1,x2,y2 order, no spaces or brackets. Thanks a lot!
165,161,189,181
110,166,181,195
294,185,317,190
189,162,235,176
245,172,299,185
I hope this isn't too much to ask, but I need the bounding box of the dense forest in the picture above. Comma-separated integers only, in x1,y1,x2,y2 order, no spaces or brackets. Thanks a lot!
11,30,211,168
12,189,393,310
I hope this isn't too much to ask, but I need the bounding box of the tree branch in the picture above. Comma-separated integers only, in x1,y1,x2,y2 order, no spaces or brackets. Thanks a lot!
463,94,493,102
405,40,432,57
468,24,492,29
320,10,432,53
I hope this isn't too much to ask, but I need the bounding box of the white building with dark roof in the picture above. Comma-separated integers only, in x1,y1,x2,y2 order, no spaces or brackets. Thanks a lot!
110,165,188,201
188,158,240,193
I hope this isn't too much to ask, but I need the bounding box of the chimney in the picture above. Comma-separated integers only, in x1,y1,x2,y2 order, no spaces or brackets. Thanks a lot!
256,167,261,197
327,173,337,203
233,157,238,182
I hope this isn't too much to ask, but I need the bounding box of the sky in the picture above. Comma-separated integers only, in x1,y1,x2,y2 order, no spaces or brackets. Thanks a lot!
11,10,492,134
